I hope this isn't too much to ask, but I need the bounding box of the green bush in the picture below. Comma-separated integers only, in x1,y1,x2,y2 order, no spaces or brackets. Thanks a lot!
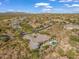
66,49,76,59
70,35,79,42
58,48,65,56
0,35,10,42
30,49,40,59
69,35,79,46
21,22,33,33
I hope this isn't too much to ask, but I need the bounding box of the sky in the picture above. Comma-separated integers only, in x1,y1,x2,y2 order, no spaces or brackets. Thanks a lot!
0,0,79,13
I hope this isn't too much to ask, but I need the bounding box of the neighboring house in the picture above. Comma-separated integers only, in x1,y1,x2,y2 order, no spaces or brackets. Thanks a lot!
23,33,50,49
64,24,79,30
11,19,21,29
23,33,58,49
10,17,26,29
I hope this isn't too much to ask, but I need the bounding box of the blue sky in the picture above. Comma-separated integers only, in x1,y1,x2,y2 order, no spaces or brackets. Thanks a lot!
0,0,79,13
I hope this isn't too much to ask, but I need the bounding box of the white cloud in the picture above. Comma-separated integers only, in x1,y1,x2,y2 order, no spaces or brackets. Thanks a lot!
65,4,79,7
71,4,79,7
7,9,15,11
59,0,79,2
73,8,79,12
42,8,52,13
64,4,72,7
49,0,56,1
34,2,53,13
59,0,72,2
34,2,52,9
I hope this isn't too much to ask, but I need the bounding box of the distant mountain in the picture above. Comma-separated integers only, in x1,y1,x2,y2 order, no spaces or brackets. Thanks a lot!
0,12,27,15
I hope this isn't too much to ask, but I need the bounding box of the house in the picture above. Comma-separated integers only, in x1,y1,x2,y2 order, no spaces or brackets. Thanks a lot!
23,33,50,49
11,20,21,29
64,24,79,30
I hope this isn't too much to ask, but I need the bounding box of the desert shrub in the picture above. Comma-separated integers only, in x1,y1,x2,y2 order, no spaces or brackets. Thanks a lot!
0,39,30,59
39,31,50,35
70,35,79,42
66,49,76,59
20,21,33,33
30,49,40,59
69,35,79,47
0,35,10,42
58,48,65,56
